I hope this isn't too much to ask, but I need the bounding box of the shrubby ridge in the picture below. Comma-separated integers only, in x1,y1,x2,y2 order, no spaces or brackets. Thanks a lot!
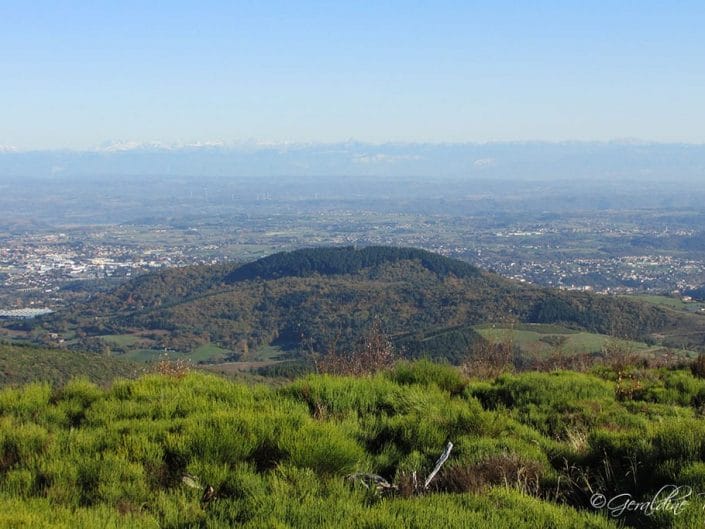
3,360,705,527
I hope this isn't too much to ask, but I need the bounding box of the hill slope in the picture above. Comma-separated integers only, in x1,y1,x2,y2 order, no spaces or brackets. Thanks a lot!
44,246,705,362
0,343,139,387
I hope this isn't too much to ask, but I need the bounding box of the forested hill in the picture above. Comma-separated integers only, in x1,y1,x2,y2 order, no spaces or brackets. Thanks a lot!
225,246,481,283
0,343,138,387
45,246,705,362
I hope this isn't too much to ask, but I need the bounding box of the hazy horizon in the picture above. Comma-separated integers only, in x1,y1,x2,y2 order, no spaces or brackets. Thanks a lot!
1,140,704,181
4,138,705,154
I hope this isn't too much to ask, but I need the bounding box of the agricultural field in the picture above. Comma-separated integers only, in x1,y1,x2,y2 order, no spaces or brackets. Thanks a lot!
624,294,705,314
474,323,661,357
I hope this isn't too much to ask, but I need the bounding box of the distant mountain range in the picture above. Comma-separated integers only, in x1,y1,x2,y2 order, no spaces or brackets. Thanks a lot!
2,141,705,180
42,246,705,363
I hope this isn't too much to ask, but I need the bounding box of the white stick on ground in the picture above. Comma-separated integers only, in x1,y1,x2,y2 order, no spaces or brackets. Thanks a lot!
424,441,453,489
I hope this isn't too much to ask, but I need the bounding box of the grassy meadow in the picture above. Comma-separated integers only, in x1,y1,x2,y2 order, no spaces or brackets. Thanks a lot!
473,323,684,359
624,294,705,313
4,357,705,527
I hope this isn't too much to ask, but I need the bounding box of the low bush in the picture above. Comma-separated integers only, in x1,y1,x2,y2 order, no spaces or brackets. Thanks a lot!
3,363,705,528
388,359,467,395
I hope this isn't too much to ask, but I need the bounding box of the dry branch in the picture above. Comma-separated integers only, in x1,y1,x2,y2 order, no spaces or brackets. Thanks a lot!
424,441,454,489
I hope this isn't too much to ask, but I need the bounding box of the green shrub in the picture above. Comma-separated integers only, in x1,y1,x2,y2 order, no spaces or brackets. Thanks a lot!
587,431,648,475
284,422,366,474
639,370,705,406
471,371,614,410
1,469,34,497
0,419,50,473
652,419,705,463
388,360,466,394
0,497,159,528
0,383,52,422
282,374,403,417
2,366,704,528
468,371,620,436
678,461,705,489
454,435,548,468
54,378,103,408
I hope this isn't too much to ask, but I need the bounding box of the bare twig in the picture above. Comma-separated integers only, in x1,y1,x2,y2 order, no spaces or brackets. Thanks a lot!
424,441,454,489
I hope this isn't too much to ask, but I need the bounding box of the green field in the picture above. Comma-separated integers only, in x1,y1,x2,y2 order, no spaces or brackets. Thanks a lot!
99,333,233,363
99,334,143,347
190,342,233,362
475,323,651,356
252,343,287,361
624,294,705,313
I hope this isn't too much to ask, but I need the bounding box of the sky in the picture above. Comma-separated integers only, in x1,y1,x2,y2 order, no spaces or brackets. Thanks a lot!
1,1,705,150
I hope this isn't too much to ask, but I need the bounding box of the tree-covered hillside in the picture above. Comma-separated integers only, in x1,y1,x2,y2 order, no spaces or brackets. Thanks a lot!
42,246,705,362
225,246,481,282
0,343,138,388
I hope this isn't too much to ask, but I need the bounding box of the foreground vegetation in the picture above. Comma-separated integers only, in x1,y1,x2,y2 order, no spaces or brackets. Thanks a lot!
5,358,705,527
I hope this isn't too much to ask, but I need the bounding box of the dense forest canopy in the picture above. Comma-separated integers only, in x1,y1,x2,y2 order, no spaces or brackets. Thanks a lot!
225,246,481,283
41,246,705,362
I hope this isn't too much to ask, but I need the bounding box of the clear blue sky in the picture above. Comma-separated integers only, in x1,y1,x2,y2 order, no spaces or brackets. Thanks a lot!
2,1,704,149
